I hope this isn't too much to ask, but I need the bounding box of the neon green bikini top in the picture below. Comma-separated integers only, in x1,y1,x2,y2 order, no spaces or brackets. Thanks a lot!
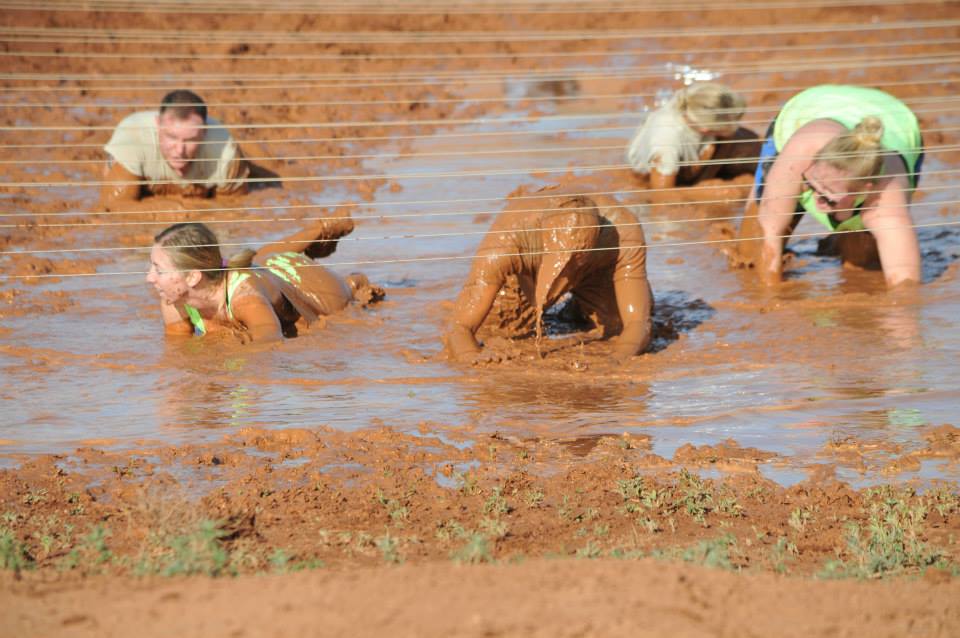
183,270,250,336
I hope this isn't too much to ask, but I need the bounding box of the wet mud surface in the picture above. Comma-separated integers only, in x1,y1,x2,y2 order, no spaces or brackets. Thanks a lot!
1,3,960,635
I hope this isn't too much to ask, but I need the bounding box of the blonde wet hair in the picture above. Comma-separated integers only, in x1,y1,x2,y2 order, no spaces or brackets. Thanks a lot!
676,82,746,135
814,115,886,180
154,222,255,282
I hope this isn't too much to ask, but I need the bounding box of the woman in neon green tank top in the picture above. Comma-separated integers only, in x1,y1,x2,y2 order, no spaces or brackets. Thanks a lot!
145,216,383,342
740,85,923,287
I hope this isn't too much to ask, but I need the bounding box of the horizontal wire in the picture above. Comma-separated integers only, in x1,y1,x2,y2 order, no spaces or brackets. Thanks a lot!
4,36,958,67
3,189,957,257
3,217,957,281
4,166,957,231
2,76,959,113
5,54,958,95
0,0,942,15
2,137,956,189
4,48,956,84
6,122,960,168
2,79,958,151
1,18,956,45
2,96,958,137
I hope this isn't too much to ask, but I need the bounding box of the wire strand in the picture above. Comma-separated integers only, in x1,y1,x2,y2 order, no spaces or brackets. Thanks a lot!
3,217,957,280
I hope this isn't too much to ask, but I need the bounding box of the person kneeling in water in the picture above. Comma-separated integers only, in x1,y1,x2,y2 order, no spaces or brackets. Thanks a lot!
146,215,383,342
626,82,760,200
444,184,653,364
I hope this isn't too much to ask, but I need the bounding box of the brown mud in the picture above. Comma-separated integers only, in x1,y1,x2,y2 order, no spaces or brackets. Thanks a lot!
2,2,960,636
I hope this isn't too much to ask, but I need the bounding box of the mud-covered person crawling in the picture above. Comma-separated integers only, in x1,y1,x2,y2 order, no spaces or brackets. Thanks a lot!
100,89,251,210
443,184,653,364
146,216,384,342
625,82,760,202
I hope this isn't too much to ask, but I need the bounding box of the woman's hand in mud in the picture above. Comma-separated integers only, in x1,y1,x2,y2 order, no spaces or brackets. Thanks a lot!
758,241,785,285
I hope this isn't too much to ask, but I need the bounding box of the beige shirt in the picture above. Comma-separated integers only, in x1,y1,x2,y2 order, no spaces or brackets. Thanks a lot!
103,111,242,192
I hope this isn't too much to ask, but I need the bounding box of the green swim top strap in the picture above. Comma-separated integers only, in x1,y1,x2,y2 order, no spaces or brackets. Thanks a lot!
225,269,252,320
183,304,206,336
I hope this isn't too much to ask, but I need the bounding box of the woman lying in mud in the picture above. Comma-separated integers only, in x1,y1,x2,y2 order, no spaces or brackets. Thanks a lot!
742,84,923,287
146,216,383,342
625,82,760,198
444,184,653,364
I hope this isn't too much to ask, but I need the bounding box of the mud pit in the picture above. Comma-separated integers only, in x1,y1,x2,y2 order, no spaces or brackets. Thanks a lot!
2,3,960,636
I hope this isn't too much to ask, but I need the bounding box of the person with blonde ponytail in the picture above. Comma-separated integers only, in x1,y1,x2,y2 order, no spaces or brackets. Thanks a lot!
625,82,759,193
145,214,383,342
742,85,924,286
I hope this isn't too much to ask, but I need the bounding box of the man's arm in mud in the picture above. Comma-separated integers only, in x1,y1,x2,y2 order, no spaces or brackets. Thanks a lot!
253,209,355,262
100,163,188,213
215,146,251,196
228,293,284,343
861,166,921,287
612,277,653,361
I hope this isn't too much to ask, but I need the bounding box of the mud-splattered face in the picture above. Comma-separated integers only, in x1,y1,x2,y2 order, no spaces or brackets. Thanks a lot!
146,243,190,304
157,111,205,176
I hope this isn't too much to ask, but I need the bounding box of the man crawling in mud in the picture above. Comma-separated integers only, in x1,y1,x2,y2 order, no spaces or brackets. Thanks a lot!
444,184,653,364
100,89,250,210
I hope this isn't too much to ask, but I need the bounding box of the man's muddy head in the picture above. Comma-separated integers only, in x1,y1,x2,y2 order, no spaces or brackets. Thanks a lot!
151,222,226,286
677,82,746,137
157,90,208,176
534,196,602,310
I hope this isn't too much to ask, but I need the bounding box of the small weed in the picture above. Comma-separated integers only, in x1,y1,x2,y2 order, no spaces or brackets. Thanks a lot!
456,472,480,496
268,548,291,573
770,536,798,574
639,516,660,533
575,540,603,559
788,507,813,534
160,520,229,577
375,534,402,564
679,534,737,570
435,519,469,542
479,517,509,540
375,490,410,524
483,487,511,516
21,489,47,506
821,492,942,579
451,533,493,564
679,470,713,526
0,528,33,572
593,523,610,538
524,488,544,508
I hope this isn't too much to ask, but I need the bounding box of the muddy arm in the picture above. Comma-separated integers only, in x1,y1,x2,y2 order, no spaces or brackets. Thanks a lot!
253,210,355,262
612,277,653,360
215,146,251,196
159,301,194,337
100,163,189,213
861,168,921,287
228,293,283,343
445,278,502,360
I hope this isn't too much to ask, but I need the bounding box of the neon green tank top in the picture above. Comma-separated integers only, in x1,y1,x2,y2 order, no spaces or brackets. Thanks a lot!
773,85,922,232
183,270,250,336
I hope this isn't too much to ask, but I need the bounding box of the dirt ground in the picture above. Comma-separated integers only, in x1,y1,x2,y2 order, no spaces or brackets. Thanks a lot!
2,2,960,637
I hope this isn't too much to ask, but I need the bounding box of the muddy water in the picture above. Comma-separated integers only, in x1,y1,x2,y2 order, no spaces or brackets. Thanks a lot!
1,8,959,490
